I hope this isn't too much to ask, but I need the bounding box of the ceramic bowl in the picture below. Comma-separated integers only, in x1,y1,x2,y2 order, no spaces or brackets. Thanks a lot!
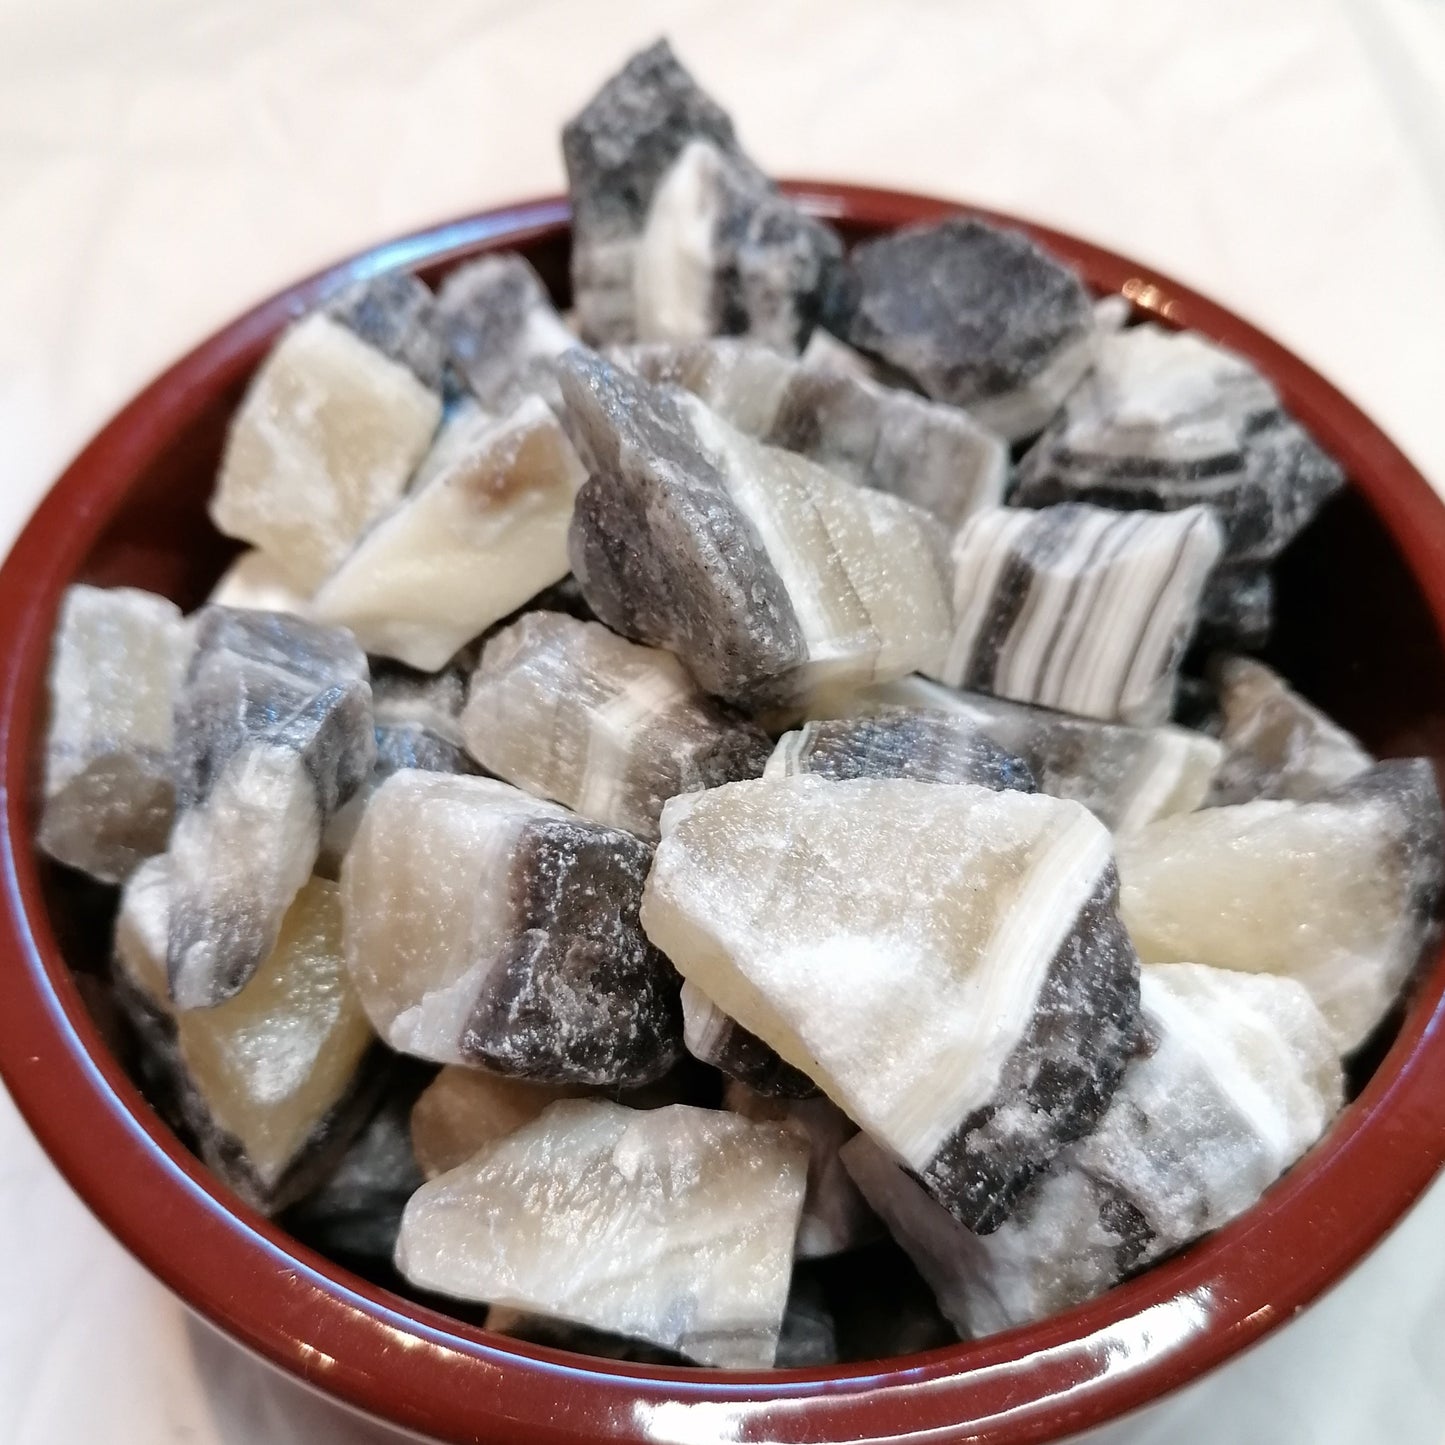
2,184,1443,1445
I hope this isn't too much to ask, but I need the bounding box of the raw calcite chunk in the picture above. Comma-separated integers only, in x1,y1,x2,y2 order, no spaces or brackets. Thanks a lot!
208,550,309,616
310,398,586,671
936,504,1223,726
168,607,374,1008
724,1081,878,1259
1013,326,1344,565
39,585,190,883
642,776,1142,1231
842,218,1096,441
842,963,1342,1338
561,353,951,708
435,254,576,412
619,337,1007,529
1119,760,1444,1051
322,272,448,392
681,981,818,1098
343,771,682,1084
394,1099,809,1367
828,675,1221,834
765,707,1035,793
563,41,842,349
210,312,442,591
115,860,379,1212
1208,654,1371,804
462,611,771,839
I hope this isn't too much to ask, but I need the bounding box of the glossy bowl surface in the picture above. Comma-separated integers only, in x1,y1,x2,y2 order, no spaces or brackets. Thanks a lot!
2,185,1444,1445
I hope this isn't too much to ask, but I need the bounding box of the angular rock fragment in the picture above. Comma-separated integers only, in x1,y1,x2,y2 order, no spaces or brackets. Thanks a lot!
842,962,1342,1337
681,981,818,1098
1208,654,1372,805
435,254,576,412
935,503,1223,726
462,611,771,839
211,312,442,591
115,859,380,1212
168,607,374,1008
394,1099,809,1367
1119,760,1444,1051
824,675,1221,834
724,1081,878,1259
620,337,1007,529
343,771,682,1084
765,706,1035,792
322,271,448,391
563,40,842,349
39,585,190,884
561,353,952,707
208,550,310,616
310,398,586,671
643,776,1142,1231
799,327,886,383
842,218,1096,441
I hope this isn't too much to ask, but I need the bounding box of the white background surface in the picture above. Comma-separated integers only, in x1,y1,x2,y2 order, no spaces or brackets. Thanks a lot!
2,1,1445,1441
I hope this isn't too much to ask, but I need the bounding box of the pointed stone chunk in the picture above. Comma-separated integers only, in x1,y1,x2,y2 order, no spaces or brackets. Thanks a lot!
342,771,682,1084
561,353,951,708
39,585,190,883
642,776,1142,1232
394,1099,808,1368
210,312,442,591
1119,760,1444,1051
462,611,771,839
167,607,374,1008
322,271,448,392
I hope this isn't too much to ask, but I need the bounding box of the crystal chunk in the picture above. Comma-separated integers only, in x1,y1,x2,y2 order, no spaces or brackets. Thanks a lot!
462,611,771,839
208,550,309,615
1119,760,1444,1051
343,771,682,1083
561,353,952,708
642,775,1142,1231
681,981,818,1098
934,503,1223,726
394,1099,808,1367
843,962,1342,1337
842,218,1096,441
619,337,1007,529
322,272,448,391
310,398,586,671
167,607,375,1008
210,312,442,591
39,585,190,884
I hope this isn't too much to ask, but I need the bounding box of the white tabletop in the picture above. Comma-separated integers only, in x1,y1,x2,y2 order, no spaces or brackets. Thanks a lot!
3,2,1444,1441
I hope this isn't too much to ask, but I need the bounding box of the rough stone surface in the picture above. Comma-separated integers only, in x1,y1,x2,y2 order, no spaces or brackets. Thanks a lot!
681,980,819,1099
323,271,448,391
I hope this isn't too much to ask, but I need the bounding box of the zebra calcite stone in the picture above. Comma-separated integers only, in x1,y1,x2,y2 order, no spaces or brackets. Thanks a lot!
618,337,1007,529
461,611,771,839
210,312,442,591
935,503,1223,726
39,585,190,884
322,271,448,392
765,706,1035,793
310,397,586,671
1119,760,1444,1052
561,352,952,708
395,1100,809,1367
1208,654,1372,805
167,608,374,1009
681,981,819,1099
342,771,682,1084
843,962,1342,1338
208,550,310,615
435,254,576,413
642,776,1142,1232
842,217,1096,441
115,860,379,1213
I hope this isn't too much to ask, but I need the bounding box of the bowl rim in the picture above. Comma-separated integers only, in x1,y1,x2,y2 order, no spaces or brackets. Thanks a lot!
2,182,1444,1445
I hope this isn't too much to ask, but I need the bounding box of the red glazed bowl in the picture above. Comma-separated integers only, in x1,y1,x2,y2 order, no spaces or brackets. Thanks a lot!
2,184,1444,1445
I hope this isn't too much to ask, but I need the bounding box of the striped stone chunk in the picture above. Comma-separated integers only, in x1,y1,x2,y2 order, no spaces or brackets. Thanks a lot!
642,775,1143,1233
310,397,587,671
680,980,819,1099
842,962,1342,1338
1119,759,1444,1053
935,503,1223,726
618,337,1007,530
342,771,682,1085
461,611,770,840
561,352,952,709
